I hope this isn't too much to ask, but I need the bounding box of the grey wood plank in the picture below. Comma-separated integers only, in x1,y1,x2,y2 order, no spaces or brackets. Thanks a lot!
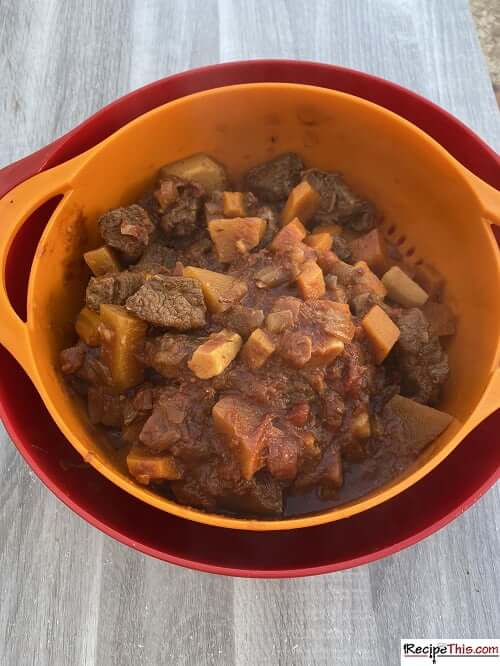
0,1,499,666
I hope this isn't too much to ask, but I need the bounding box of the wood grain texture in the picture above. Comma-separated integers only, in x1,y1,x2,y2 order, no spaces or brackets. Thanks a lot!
0,1,498,665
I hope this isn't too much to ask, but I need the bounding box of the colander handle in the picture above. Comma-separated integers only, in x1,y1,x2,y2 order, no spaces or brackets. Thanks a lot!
461,168,500,226
0,159,79,375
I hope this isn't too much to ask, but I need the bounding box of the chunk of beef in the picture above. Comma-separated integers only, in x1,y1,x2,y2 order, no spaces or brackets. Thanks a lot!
266,424,301,480
321,390,345,432
213,304,264,338
87,386,126,427
396,308,429,355
99,205,155,261
331,235,352,261
244,152,304,202
143,333,201,378
303,169,376,232
86,271,144,311
60,343,86,374
397,336,449,405
126,275,206,329
133,240,176,272
220,474,284,515
158,175,205,239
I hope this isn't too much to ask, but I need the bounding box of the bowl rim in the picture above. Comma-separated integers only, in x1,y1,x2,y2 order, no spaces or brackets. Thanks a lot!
0,59,499,576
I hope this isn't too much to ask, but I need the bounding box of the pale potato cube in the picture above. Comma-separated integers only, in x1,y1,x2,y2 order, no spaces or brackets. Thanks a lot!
296,260,325,299
99,304,148,391
212,395,266,479
183,266,247,313
383,394,454,453
362,304,400,364
281,180,321,226
127,445,182,485
208,217,267,262
84,246,121,276
75,307,101,346
382,265,429,307
353,261,388,298
241,328,276,369
351,411,371,439
309,336,344,367
305,232,333,253
265,310,294,334
159,153,227,193
188,329,242,379
269,217,307,252
223,191,246,217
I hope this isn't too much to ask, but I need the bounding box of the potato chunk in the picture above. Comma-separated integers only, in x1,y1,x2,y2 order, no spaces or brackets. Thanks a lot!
383,394,453,453
159,153,227,193
223,191,246,217
208,217,267,262
75,307,101,346
83,246,121,276
241,328,276,369
362,304,400,363
269,217,307,252
212,396,266,480
309,336,344,367
305,232,333,253
188,329,242,379
351,411,371,439
349,229,388,275
296,260,325,299
281,180,321,226
382,265,429,307
353,261,387,298
265,309,294,334
99,304,148,391
127,444,182,485
183,266,247,313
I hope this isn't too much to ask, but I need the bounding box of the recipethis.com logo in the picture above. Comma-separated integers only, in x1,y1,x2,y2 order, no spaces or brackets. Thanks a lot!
401,640,499,665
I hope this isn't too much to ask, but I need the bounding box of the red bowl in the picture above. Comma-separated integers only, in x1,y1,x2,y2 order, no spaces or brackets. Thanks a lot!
1,60,499,578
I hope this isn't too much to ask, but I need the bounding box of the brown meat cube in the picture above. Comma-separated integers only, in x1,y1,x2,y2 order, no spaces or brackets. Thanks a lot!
317,249,340,273
296,260,325,299
86,271,144,311
349,229,389,275
279,332,312,368
83,246,121,276
302,169,377,232
158,175,205,239
99,305,148,392
244,152,304,202
305,232,333,253
183,266,247,313
127,444,182,485
60,343,86,374
287,402,311,427
215,305,264,338
423,301,457,337
75,307,101,346
188,329,242,379
133,241,176,272
266,426,300,480
383,394,454,454
212,396,266,479
220,477,283,515
143,334,200,378
281,180,321,226
241,328,276,369
269,217,307,252
362,304,400,363
208,217,267,262
87,386,127,427
223,191,247,217
414,262,445,299
126,275,206,329
271,296,302,323
308,299,355,343
265,309,295,334
254,263,296,288
99,205,154,261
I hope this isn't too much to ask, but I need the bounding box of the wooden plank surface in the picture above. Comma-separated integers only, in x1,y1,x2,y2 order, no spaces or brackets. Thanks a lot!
0,1,499,664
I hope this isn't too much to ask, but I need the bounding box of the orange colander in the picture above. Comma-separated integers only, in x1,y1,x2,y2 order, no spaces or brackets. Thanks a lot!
0,83,499,531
